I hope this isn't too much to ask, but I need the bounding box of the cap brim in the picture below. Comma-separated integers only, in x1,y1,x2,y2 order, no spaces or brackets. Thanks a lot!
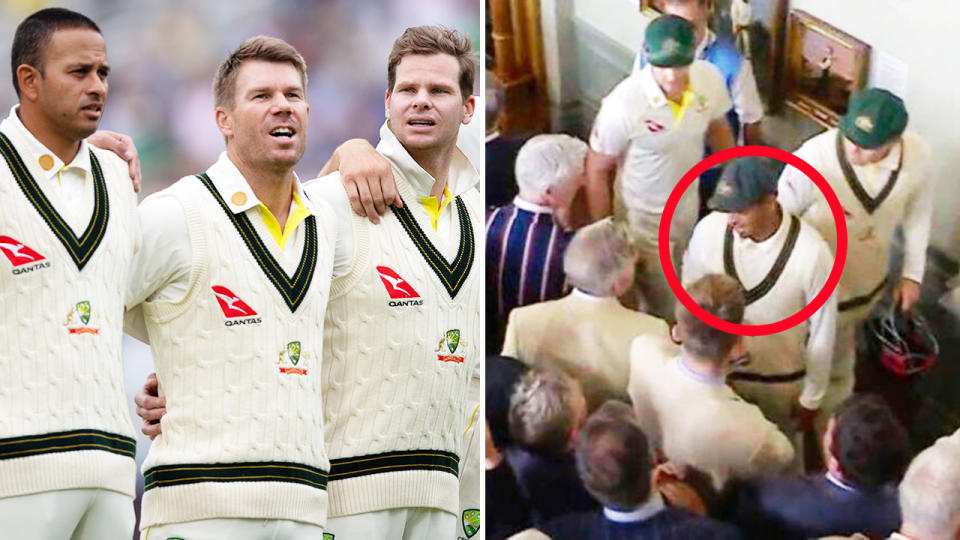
708,193,748,213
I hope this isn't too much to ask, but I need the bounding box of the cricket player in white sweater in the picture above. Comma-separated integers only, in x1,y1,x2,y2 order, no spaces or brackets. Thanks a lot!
305,26,482,539
0,9,142,539
683,156,837,459
587,14,735,320
131,26,482,540
124,37,337,539
777,88,934,435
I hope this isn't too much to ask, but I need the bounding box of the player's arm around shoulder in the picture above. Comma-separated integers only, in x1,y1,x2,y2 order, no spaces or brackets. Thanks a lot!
303,174,357,282
124,186,192,316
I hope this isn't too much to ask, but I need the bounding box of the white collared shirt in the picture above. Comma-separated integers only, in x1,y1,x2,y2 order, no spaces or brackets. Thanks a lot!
590,61,731,216
603,492,666,523
511,195,553,215
825,471,858,493
2,106,94,235
126,152,315,306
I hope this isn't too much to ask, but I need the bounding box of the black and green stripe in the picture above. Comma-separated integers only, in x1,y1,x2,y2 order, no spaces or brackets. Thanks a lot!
839,276,888,312
196,173,317,312
0,132,109,270
0,429,135,461
391,195,475,299
724,215,801,305
836,130,903,215
144,460,328,491
329,449,459,481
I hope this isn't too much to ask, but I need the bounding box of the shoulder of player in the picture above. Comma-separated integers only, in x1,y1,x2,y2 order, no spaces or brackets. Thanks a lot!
901,130,932,163
793,216,832,253
690,211,728,244
302,172,349,209
603,73,650,110
87,145,135,194
690,60,727,92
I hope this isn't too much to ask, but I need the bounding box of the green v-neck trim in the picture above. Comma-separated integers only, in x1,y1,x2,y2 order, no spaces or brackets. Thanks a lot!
835,131,903,215
0,132,109,270
391,194,475,299
723,215,801,305
196,173,316,312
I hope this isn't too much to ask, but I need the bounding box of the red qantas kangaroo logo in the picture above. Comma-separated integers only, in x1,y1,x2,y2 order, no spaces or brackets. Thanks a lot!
211,286,258,317
376,266,420,299
0,236,45,267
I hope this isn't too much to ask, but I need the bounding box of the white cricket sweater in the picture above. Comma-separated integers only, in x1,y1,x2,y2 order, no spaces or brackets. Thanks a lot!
683,210,837,409
0,121,139,499
319,125,482,518
778,129,933,318
135,171,335,528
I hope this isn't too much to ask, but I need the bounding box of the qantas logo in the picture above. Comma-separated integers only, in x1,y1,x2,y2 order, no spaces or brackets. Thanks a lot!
376,266,421,300
0,236,50,274
211,285,261,326
0,236,45,265
644,119,665,133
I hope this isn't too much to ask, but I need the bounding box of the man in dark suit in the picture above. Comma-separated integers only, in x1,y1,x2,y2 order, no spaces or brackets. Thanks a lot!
485,70,528,207
536,402,742,539
730,394,910,539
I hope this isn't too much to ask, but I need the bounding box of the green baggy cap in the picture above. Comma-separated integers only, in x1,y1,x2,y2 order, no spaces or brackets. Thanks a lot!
708,156,780,212
645,15,696,67
840,88,908,149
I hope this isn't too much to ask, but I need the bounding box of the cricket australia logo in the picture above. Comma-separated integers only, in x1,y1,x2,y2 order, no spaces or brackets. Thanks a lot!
435,329,466,363
461,508,480,538
855,115,875,133
0,235,50,275
695,94,709,112
64,300,98,335
277,340,308,375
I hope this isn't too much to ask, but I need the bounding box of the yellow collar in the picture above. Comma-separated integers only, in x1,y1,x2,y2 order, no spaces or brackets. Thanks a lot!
420,185,453,231
667,89,696,124
206,152,313,249
259,188,311,249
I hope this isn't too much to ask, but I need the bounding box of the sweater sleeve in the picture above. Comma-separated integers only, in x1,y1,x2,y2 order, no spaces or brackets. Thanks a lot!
777,143,819,217
899,140,934,283
799,236,837,410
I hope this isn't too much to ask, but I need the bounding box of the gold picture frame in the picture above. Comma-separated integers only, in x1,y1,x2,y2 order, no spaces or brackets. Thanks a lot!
784,10,871,127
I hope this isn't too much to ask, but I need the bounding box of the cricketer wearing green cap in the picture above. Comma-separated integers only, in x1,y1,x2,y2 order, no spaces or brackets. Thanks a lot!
585,14,735,321
684,156,837,454
777,87,933,443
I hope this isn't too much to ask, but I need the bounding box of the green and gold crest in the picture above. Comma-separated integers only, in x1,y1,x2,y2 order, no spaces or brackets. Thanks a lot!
462,508,480,538
322,534,335,540
77,301,91,325
287,341,301,365
446,329,460,354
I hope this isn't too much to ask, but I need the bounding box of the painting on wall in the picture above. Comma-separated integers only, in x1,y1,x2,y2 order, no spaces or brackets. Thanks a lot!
784,9,871,127
639,0,665,16
640,0,789,109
